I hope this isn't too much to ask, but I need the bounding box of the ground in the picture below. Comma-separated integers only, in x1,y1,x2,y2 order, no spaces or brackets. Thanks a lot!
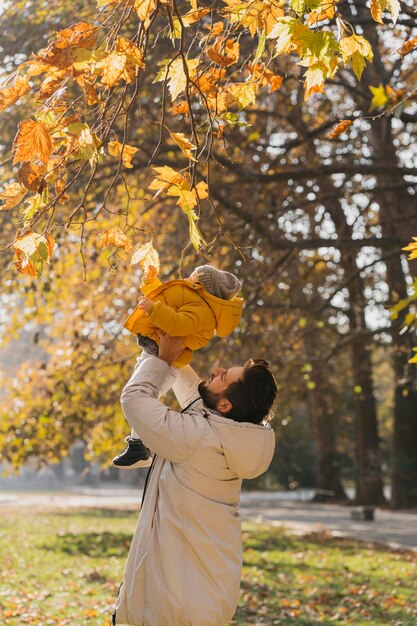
1,507,416,625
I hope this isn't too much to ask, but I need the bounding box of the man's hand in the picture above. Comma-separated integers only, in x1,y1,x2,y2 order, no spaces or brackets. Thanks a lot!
137,296,154,315
156,331,184,366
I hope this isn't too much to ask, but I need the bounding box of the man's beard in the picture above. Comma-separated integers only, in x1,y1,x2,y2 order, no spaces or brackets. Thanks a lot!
198,381,222,411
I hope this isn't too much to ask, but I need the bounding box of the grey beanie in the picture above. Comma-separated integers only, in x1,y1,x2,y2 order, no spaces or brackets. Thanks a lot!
195,265,242,300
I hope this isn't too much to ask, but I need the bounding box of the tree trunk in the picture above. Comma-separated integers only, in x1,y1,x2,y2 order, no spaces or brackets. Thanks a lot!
357,10,417,505
319,180,386,505
307,340,348,501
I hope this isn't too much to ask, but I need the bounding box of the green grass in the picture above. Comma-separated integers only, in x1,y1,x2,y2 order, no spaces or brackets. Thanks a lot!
0,508,416,625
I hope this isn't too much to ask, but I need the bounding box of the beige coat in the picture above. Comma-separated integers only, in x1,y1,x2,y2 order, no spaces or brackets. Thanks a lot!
114,354,275,626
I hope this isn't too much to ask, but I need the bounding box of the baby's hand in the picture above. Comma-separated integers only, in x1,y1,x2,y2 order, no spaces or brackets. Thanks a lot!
137,296,154,315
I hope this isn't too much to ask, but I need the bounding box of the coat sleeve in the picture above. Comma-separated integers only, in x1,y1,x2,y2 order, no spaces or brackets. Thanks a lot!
120,355,204,462
171,365,202,409
147,299,214,336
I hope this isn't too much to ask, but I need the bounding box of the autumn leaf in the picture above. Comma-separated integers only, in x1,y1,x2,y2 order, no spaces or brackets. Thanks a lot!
134,0,158,29
0,76,31,111
304,65,325,99
13,120,53,165
18,162,46,192
398,37,417,57
98,226,132,253
207,38,240,67
386,0,400,24
97,51,132,87
370,0,384,24
116,37,145,69
154,57,199,101
13,231,55,277
54,21,98,49
402,237,417,261
130,242,160,279
169,131,197,161
0,182,27,211
328,119,353,139
148,165,184,196
227,82,258,109
108,140,139,168
369,84,389,111
169,100,189,116
306,2,336,26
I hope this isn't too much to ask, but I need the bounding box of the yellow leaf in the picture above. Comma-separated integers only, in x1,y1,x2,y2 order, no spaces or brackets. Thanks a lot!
386,0,400,24
115,37,145,69
0,76,31,111
402,238,417,261
108,140,139,168
13,120,53,165
339,35,373,63
369,84,389,111
98,51,131,87
155,57,199,101
304,65,325,99
130,242,160,276
0,182,27,211
134,0,158,29
169,131,197,161
149,165,184,196
370,0,384,24
98,226,132,253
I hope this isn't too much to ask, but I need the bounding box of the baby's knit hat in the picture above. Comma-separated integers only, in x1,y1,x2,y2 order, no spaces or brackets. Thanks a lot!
194,265,242,300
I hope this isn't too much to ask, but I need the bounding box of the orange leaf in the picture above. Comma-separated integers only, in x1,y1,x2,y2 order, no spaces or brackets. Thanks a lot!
207,38,240,67
13,120,53,165
98,226,132,253
54,21,98,49
398,37,417,57
18,163,46,192
0,76,31,111
169,101,189,116
269,75,283,93
370,0,384,24
0,182,27,211
169,131,197,161
328,119,353,139
108,140,139,168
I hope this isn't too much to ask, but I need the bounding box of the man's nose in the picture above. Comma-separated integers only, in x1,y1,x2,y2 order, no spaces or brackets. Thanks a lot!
213,367,225,376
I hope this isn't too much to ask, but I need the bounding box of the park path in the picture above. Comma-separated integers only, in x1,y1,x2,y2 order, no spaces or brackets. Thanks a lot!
1,489,416,552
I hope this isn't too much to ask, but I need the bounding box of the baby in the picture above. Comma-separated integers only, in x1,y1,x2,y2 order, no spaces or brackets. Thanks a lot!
113,264,243,469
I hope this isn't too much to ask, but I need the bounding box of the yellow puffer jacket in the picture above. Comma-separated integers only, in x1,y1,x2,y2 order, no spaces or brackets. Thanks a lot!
124,277,243,368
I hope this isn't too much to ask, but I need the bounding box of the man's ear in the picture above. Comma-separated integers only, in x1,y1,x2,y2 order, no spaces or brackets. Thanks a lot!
216,398,232,414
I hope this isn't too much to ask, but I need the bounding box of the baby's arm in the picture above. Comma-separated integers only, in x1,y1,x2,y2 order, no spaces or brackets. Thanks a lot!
147,300,213,337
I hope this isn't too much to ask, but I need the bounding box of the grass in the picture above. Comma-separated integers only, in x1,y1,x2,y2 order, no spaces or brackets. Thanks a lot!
0,507,416,625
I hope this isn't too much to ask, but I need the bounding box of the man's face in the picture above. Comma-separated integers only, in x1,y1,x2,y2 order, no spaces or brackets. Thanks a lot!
202,366,245,394
198,365,245,413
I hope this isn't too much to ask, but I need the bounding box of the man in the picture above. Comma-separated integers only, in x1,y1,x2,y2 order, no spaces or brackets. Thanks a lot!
113,332,278,626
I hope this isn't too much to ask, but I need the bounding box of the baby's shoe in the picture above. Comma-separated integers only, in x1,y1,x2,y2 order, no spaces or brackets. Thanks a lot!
112,437,152,469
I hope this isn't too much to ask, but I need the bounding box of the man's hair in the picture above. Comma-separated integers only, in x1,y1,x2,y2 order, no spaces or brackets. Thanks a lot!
224,359,278,424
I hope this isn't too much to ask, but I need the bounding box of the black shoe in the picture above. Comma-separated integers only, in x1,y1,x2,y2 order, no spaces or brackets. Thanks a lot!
112,437,152,469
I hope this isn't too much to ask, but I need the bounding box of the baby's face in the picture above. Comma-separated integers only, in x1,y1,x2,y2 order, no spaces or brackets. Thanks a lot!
189,271,199,282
